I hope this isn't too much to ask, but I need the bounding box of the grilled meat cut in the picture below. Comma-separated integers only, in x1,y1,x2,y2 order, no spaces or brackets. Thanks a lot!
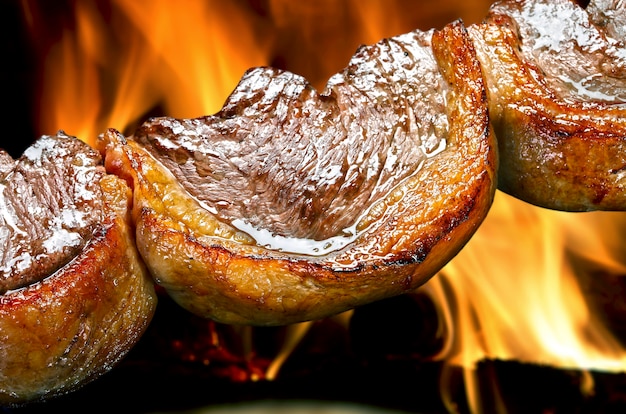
98,20,497,326
0,133,157,405
4,0,625,405
469,0,626,211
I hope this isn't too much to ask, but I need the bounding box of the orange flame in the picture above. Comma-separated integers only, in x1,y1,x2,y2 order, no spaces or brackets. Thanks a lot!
423,192,626,411
428,192,626,370
22,0,270,145
18,0,626,409
21,0,497,143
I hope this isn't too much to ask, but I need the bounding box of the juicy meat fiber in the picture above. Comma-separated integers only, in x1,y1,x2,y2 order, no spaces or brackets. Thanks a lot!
132,31,451,243
0,134,106,293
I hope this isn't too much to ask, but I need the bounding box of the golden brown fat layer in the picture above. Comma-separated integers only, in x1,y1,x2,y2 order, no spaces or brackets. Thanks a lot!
0,174,157,406
469,0,626,211
98,20,497,326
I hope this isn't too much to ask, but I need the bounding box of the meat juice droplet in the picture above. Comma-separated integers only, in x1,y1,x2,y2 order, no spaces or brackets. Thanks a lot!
230,217,360,256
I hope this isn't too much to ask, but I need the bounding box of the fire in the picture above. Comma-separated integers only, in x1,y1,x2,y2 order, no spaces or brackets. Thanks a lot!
21,0,269,145
428,192,626,371
16,0,626,409
424,191,626,411
21,0,497,143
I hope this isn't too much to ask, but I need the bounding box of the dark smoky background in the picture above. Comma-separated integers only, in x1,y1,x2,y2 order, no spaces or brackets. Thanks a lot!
0,1,36,158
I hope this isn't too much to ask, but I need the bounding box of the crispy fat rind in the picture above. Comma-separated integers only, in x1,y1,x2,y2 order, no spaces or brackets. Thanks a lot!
0,167,157,406
469,0,626,211
98,20,496,326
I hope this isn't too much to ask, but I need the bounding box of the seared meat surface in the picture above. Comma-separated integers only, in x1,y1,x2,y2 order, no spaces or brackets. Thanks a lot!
133,29,449,250
0,133,106,294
